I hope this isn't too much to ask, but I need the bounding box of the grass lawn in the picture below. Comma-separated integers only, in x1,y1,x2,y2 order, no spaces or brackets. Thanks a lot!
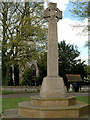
2,91,16,94
2,97,30,112
76,96,90,104
2,96,90,112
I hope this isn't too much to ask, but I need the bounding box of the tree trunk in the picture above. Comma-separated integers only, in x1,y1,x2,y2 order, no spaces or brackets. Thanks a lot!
14,64,19,86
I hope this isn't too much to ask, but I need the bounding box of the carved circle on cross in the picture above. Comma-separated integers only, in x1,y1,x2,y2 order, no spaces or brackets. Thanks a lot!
43,3,62,22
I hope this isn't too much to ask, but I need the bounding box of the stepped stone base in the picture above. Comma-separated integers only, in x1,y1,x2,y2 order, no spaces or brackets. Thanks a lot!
18,96,89,118
30,96,76,107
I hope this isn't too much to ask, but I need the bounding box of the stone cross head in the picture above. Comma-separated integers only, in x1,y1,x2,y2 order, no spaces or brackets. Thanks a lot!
44,2,62,22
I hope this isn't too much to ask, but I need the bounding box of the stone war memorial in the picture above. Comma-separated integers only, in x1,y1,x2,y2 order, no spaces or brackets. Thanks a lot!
18,3,89,118
4,2,89,118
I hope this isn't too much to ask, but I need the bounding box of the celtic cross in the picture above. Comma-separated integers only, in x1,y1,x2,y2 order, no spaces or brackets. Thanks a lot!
43,3,62,77
40,3,66,98
44,2,62,22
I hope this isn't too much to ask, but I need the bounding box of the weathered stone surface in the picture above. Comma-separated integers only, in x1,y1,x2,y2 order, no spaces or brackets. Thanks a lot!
18,101,89,118
31,96,76,107
44,2,62,77
40,2,66,98
43,3,62,22
40,76,66,98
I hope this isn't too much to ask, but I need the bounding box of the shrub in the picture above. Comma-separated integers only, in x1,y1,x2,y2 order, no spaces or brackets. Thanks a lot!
20,67,33,86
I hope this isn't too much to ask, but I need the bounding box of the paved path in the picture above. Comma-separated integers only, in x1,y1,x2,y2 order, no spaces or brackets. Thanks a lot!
2,92,89,98
2,93,39,98
67,92,89,96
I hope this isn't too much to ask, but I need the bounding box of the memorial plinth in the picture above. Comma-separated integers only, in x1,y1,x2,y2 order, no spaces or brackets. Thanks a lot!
18,2,89,118
40,76,66,98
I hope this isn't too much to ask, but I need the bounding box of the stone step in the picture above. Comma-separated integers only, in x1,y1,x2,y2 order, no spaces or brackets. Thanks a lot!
18,101,89,118
3,108,89,118
3,109,18,118
18,101,88,110
30,96,76,107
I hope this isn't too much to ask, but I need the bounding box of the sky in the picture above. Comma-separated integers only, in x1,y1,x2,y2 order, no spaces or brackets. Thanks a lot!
45,0,88,64
0,0,88,65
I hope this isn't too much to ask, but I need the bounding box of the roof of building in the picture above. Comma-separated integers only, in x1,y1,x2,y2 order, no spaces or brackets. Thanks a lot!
66,74,82,82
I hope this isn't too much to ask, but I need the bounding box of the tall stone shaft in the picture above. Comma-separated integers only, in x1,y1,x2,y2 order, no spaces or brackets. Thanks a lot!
48,19,58,76
40,2,66,98
43,2,62,77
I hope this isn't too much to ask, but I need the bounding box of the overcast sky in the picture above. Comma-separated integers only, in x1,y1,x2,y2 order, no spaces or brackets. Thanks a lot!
46,0,88,64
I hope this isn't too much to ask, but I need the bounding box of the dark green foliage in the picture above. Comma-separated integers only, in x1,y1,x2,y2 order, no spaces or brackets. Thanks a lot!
8,67,14,86
71,61,87,79
36,41,87,85
20,67,33,86
2,65,7,85
14,64,19,86
86,65,90,75
37,52,47,84
58,40,80,75
58,40,87,85
2,77,9,86
84,65,90,82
